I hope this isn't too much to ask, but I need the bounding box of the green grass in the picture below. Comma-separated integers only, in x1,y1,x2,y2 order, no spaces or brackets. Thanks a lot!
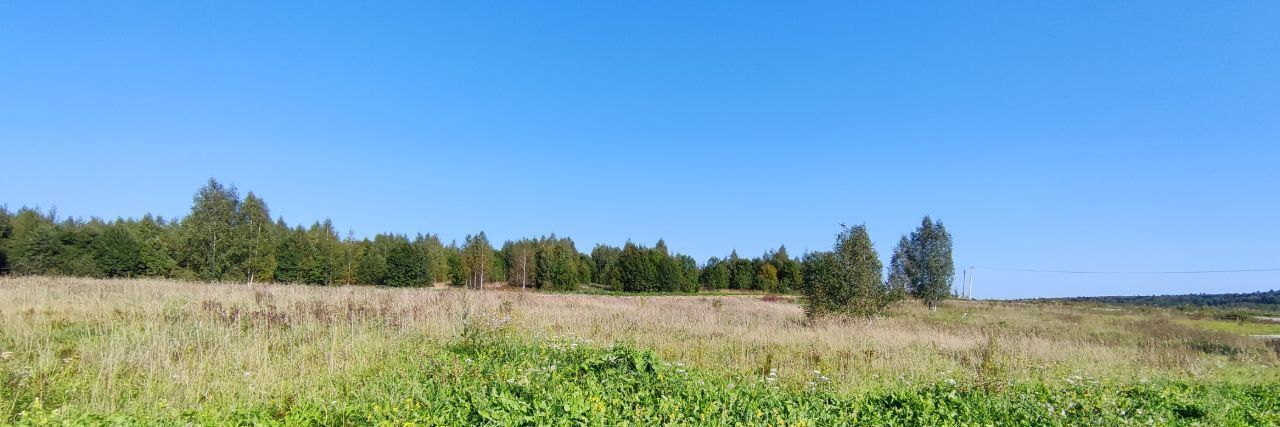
4,277,1280,426
1177,318,1280,336
9,334,1279,426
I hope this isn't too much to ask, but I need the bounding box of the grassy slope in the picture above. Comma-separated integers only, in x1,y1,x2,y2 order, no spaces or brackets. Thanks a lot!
2,277,1279,425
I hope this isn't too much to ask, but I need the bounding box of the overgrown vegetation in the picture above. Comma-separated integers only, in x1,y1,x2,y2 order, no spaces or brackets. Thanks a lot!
3,277,1278,425
801,224,900,318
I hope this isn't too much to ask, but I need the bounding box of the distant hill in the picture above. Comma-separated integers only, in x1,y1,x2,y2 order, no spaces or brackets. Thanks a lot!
1030,290,1280,314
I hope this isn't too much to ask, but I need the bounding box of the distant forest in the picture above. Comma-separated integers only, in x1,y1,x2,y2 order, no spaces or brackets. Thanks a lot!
0,179,953,300
1034,290,1280,314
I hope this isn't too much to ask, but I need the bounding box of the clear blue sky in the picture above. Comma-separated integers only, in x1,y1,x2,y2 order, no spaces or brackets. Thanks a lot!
2,2,1277,298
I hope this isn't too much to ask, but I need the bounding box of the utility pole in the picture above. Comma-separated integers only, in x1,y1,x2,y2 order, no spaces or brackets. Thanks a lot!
966,266,975,299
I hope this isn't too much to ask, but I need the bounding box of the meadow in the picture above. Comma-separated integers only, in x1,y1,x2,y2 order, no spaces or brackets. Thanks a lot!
2,276,1279,425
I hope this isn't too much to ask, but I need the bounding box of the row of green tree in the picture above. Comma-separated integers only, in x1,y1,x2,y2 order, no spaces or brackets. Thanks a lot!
0,180,955,312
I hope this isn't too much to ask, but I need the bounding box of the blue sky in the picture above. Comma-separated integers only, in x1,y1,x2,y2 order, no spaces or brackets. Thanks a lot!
2,2,1277,298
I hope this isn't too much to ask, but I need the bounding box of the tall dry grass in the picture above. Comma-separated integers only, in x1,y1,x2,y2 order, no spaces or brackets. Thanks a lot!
1,276,1276,416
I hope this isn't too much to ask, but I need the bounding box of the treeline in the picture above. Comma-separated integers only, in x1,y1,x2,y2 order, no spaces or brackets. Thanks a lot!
0,180,955,310
1039,290,1280,314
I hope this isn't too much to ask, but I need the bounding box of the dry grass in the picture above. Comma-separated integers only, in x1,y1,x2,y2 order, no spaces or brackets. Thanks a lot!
2,276,1277,416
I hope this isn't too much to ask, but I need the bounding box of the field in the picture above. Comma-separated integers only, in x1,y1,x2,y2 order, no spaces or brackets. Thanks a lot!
2,277,1279,425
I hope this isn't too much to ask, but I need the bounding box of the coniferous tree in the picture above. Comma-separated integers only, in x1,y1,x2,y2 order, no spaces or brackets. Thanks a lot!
93,224,142,277
730,254,754,290
300,220,341,285
385,236,429,286
446,242,465,286
335,230,361,285
355,238,388,285
536,242,579,291
590,244,621,287
412,233,447,284
653,242,681,292
617,242,655,292
274,226,308,283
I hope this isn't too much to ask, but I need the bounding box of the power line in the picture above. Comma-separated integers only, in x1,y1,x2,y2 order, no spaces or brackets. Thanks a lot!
974,267,1280,275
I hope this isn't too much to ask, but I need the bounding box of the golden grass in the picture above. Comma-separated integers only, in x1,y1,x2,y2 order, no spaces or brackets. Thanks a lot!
2,276,1277,416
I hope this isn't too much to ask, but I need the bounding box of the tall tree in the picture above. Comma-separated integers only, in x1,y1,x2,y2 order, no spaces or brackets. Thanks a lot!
237,192,276,285
355,238,387,285
675,254,700,293
589,244,621,287
617,241,655,292
536,242,579,291
773,245,802,293
730,255,754,290
301,220,341,285
412,234,446,284
274,226,309,283
181,179,241,281
906,216,955,309
0,206,11,273
653,245,681,292
460,232,493,289
504,239,536,289
887,236,912,301
446,243,465,286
